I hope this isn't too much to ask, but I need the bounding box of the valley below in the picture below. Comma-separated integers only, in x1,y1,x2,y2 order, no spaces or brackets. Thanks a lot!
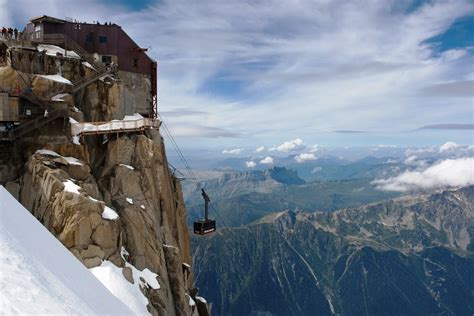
190,185,474,315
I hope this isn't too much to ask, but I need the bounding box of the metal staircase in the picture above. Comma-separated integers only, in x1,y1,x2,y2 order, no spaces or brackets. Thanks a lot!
38,34,104,70
38,34,116,94
5,34,117,141
12,109,68,140
71,66,113,93
20,92,51,111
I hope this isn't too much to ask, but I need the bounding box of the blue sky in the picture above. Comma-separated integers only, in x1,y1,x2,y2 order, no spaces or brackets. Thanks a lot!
1,0,473,153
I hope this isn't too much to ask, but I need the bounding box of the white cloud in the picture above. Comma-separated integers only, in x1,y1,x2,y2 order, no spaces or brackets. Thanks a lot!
272,138,305,152
295,153,317,163
245,161,256,168
404,155,418,164
404,142,474,160
255,146,265,153
403,155,427,167
308,145,321,153
439,141,462,152
222,148,242,154
259,156,274,165
4,1,473,147
311,166,322,173
373,157,474,192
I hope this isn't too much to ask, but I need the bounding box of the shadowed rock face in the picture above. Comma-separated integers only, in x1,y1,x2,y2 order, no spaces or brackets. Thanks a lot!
192,186,474,316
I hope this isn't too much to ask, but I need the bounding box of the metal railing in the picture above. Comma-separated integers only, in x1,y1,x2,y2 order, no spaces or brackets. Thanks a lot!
39,34,65,43
71,66,114,93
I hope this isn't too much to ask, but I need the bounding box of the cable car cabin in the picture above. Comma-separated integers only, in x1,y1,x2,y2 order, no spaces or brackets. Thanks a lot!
194,219,216,235
193,189,216,236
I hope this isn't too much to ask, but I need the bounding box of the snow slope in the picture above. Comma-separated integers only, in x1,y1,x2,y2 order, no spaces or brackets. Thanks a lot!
0,186,133,315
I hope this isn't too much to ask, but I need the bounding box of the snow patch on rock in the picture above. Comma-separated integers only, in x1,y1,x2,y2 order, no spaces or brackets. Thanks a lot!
36,149,60,157
37,44,80,59
63,180,81,194
102,206,119,220
51,93,70,102
37,74,72,85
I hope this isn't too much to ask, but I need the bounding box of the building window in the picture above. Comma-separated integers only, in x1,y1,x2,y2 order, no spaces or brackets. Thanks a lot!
34,24,41,39
99,36,107,43
101,55,112,65
86,33,94,42
133,58,138,68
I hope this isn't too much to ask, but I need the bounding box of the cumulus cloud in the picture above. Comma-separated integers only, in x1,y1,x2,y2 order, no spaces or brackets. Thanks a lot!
404,142,474,160
259,156,274,165
272,138,305,152
308,145,321,153
245,161,256,168
403,155,427,167
439,141,462,152
311,166,322,173
295,153,317,163
438,142,474,157
222,148,243,154
255,146,265,153
373,157,474,192
3,0,473,147
404,155,418,164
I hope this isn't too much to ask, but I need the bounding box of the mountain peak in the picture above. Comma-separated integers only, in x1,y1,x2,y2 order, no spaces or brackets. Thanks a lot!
265,166,305,185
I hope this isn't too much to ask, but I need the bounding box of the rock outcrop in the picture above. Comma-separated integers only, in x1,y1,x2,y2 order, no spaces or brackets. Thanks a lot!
1,39,209,315
15,133,203,315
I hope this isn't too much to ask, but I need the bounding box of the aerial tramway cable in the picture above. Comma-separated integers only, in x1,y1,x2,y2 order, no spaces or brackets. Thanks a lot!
157,113,221,234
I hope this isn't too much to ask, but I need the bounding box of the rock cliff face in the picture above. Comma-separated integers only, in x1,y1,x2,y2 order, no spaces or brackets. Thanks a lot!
16,134,201,315
2,41,209,315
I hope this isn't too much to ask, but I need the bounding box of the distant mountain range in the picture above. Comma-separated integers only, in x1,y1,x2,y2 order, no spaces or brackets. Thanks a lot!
203,155,406,182
192,186,474,315
184,166,400,227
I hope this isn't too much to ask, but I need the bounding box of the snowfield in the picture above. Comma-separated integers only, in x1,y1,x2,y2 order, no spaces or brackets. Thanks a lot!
90,247,160,314
0,186,132,315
